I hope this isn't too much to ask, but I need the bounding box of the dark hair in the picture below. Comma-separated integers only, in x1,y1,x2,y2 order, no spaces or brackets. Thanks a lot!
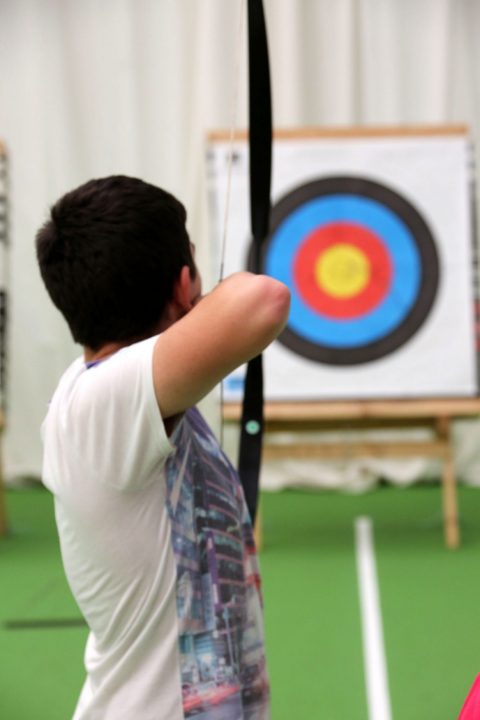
36,175,195,350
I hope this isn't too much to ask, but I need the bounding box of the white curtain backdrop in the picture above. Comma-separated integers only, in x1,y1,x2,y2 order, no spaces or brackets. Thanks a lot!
1,0,480,490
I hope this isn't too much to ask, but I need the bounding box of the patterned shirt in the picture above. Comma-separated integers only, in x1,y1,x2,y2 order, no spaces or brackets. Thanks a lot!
166,407,270,719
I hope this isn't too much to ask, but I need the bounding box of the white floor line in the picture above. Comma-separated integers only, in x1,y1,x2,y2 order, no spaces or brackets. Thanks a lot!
355,516,393,720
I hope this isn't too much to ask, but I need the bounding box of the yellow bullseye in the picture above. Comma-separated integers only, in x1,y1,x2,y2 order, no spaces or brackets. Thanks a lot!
315,243,371,298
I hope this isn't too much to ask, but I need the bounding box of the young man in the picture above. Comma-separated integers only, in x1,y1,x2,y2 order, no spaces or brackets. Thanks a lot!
36,175,290,720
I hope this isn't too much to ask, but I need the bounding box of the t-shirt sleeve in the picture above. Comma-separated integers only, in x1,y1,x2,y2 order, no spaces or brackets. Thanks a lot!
67,336,173,491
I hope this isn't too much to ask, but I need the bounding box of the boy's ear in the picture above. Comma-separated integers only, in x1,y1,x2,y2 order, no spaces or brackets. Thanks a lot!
172,265,193,313
158,266,193,331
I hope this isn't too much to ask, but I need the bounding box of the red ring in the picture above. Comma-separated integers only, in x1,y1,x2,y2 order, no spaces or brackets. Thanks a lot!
293,222,393,319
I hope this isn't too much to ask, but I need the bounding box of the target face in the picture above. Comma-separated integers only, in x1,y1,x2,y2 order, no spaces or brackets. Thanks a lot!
256,176,440,365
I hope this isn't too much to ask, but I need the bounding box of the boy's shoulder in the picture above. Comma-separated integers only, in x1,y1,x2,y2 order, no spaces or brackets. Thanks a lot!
46,335,159,431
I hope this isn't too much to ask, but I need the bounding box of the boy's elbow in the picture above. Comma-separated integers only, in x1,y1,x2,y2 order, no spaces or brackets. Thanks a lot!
273,279,291,327
261,276,291,334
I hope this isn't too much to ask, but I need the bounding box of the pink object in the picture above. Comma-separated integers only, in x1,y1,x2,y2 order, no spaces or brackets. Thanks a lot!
459,675,480,719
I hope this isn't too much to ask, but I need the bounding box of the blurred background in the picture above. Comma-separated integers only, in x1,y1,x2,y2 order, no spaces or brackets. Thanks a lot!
1,0,480,482
1,2,480,719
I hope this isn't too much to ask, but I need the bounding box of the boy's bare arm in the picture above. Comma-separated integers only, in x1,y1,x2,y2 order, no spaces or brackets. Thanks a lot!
152,272,290,419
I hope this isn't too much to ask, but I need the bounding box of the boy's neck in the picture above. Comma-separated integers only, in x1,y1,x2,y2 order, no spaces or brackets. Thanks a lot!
84,341,126,364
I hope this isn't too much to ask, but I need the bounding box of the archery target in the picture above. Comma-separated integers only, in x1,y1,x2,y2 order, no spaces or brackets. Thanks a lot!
259,176,440,365
206,130,478,400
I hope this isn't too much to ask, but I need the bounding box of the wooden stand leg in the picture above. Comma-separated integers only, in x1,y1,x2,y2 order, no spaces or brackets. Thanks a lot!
438,417,459,549
0,429,7,537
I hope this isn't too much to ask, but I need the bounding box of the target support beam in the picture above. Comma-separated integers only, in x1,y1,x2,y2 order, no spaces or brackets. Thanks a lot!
224,397,480,549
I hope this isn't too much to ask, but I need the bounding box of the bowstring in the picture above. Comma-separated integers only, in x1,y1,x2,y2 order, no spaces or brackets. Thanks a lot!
219,0,246,449
219,0,246,283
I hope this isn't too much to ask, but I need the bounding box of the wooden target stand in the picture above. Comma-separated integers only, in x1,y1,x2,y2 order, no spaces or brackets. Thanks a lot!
213,124,479,549
224,398,480,549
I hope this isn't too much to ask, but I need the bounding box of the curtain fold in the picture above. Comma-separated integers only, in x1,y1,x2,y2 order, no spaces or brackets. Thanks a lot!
0,0,479,486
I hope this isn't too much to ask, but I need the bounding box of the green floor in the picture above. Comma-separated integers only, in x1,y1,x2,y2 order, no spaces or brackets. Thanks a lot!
1,483,479,719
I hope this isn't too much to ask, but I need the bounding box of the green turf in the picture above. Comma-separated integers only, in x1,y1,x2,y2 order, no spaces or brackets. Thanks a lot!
260,485,480,720
260,489,367,720
370,487,480,719
0,486,87,720
2,483,480,719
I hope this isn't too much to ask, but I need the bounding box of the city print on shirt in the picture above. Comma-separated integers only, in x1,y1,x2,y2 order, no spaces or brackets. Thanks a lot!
165,407,270,720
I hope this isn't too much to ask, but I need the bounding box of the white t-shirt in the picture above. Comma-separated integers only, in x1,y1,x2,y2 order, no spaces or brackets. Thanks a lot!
41,336,269,719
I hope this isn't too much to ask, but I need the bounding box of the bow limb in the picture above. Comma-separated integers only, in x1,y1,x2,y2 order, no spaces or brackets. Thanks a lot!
237,0,272,525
